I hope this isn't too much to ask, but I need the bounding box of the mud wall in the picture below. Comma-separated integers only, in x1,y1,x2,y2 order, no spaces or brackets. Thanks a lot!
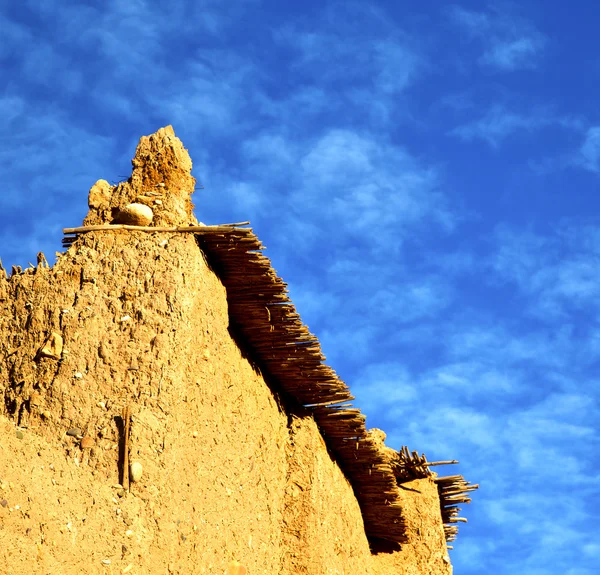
0,232,451,574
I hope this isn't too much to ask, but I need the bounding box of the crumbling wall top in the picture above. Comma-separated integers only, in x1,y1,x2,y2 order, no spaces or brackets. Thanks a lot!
84,126,197,228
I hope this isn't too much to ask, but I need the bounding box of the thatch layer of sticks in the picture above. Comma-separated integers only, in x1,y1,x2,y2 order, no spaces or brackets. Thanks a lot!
63,223,476,543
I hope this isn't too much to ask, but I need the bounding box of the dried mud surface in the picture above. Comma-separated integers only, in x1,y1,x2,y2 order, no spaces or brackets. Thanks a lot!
1,232,288,575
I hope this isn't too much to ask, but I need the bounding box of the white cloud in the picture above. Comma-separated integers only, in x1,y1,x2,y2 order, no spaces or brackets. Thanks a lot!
449,6,490,36
450,105,580,148
0,13,32,59
451,106,539,147
276,8,420,94
296,130,452,240
258,87,331,123
358,355,600,572
449,6,546,71
272,8,422,127
192,123,459,380
577,127,600,172
0,96,25,125
352,363,418,414
453,537,498,571
374,40,419,94
287,262,453,370
491,225,552,282
151,57,256,132
490,224,600,323
582,543,600,557
446,322,574,373
482,35,543,71
407,405,498,455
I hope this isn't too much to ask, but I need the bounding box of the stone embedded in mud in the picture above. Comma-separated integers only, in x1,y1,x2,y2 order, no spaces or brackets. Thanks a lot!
130,461,143,483
38,332,63,360
227,561,247,575
66,428,83,438
113,203,154,226
29,391,42,407
80,436,95,449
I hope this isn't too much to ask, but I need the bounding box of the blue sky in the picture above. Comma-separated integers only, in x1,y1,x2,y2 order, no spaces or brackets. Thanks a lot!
2,1,600,572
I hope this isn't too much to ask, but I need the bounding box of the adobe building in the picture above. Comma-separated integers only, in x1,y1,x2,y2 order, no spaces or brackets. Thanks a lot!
0,127,476,574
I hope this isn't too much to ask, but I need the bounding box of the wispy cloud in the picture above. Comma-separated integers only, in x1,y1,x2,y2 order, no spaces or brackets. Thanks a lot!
297,130,450,235
576,127,600,172
490,224,600,322
449,5,546,71
276,9,420,95
374,41,420,95
482,35,543,71
271,6,422,127
450,105,580,148
451,106,545,147
530,121,600,175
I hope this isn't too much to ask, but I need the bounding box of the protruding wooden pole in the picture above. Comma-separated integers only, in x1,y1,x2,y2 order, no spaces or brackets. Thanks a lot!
122,405,131,491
